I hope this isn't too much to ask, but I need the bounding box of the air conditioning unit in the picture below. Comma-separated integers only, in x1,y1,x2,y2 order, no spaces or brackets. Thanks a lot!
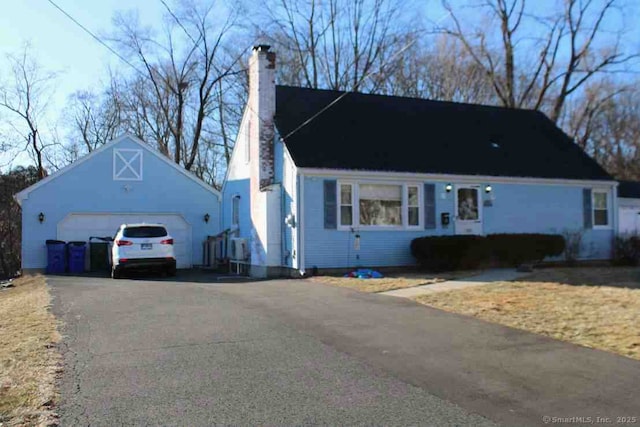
230,238,248,261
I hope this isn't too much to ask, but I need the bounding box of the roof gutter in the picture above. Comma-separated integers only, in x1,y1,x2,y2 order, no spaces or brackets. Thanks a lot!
297,167,618,188
13,193,24,207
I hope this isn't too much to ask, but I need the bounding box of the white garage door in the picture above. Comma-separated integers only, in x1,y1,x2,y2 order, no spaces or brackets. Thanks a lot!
619,207,640,235
57,213,192,269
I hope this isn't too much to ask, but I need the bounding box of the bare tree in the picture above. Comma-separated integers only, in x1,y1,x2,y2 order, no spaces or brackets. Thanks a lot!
0,166,39,278
439,0,637,122
569,81,640,179
107,0,246,187
0,46,57,179
67,77,124,154
260,0,418,93
373,35,497,103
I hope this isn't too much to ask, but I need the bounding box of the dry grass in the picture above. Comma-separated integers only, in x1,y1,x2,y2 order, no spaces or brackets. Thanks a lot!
416,269,640,360
0,275,61,426
310,270,482,293
519,266,640,288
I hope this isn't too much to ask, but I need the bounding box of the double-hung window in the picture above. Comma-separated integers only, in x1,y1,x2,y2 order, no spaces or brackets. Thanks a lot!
339,184,354,227
592,191,609,227
407,185,420,226
338,182,421,229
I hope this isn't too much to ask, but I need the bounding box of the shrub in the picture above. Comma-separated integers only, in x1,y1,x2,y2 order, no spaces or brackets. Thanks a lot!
410,235,490,271
486,233,566,267
411,233,565,270
613,235,640,266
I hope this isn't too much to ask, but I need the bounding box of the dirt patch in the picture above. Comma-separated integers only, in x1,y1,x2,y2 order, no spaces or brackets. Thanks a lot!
0,275,61,426
416,279,640,360
311,270,482,293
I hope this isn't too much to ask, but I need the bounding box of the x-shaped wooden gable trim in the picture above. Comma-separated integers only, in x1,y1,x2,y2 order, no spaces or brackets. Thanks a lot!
113,149,143,181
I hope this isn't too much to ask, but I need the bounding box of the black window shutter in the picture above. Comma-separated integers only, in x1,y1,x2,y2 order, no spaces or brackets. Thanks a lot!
583,188,592,229
324,180,337,229
424,183,436,229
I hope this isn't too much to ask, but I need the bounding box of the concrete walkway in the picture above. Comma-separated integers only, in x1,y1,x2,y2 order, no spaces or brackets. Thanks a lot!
381,268,529,298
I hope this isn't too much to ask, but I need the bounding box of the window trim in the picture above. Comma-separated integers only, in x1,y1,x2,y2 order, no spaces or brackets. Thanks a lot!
592,189,611,229
337,180,423,231
406,184,421,227
338,183,354,228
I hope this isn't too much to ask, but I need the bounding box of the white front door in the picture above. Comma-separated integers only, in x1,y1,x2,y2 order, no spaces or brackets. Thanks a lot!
455,186,482,235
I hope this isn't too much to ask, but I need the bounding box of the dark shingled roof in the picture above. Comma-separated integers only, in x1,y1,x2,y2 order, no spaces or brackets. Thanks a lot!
275,85,613,181
618,181,640,198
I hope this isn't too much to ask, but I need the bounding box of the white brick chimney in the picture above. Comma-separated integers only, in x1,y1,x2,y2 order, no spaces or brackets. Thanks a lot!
247,45,281,277
249,44,276,190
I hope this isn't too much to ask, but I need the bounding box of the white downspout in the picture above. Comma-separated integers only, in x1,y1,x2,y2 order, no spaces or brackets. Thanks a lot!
612,182,619,260
298,172,305,276
612,182,619,236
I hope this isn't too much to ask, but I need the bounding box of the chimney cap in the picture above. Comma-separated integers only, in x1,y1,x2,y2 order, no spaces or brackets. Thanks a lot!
253,44,271,52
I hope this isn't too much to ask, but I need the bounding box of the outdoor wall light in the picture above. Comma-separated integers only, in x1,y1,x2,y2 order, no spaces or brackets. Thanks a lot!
445,183,453,193
485,184,493,193
38,212,45,223
204,213,210,223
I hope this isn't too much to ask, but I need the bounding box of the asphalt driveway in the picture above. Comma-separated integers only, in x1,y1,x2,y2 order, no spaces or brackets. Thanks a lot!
49,273,640,426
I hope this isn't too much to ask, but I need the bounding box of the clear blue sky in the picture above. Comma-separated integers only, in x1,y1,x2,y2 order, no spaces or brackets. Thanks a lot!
0,0,168,168
0,0,165,112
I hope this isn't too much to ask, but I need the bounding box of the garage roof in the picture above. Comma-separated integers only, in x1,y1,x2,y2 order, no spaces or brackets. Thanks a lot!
14,134,220,206
618,181,640,199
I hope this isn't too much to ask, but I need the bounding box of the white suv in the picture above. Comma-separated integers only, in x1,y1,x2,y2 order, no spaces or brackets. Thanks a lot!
111,223,177,279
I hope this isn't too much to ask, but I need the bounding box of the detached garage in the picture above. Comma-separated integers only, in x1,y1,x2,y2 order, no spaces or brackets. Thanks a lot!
15,134,220,272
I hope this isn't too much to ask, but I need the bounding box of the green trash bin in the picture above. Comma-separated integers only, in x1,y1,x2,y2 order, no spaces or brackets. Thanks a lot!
89,237,111,272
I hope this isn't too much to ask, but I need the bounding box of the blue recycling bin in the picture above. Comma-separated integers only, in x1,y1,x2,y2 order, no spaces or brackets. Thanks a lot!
45,240,66,274
67,241,87,274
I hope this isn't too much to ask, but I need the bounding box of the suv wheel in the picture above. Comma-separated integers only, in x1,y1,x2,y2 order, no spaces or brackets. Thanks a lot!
111,266,122,279
166,266,177,277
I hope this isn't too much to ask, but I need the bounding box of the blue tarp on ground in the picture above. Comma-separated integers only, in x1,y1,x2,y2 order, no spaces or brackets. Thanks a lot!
344,269,384,279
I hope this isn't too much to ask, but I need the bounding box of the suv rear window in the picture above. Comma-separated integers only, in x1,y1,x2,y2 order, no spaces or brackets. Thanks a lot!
123,226,168,238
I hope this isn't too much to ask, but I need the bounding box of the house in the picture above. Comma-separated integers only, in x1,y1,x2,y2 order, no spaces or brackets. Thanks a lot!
15,134,220,272
222,45,618,278
617,181,640,235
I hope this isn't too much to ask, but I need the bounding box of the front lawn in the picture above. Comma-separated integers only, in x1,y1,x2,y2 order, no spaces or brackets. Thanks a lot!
516,266,640,288
415,267,640,360
0,275,61,426
310,270,482,293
